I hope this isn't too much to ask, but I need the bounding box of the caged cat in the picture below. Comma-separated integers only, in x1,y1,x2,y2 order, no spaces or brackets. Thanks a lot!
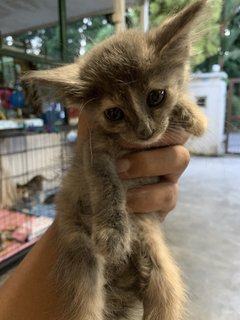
16,174,56,204
24,1,208,319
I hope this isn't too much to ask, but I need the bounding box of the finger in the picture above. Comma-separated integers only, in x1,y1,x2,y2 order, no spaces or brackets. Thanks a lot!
127,182,178,213
118,145,190,180
164,147,190,183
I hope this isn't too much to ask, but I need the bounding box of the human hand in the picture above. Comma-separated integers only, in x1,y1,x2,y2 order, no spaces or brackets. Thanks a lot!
77,112,190,221
117,142,189,220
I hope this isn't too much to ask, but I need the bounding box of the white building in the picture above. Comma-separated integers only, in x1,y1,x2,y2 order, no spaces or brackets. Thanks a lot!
187,72,228,156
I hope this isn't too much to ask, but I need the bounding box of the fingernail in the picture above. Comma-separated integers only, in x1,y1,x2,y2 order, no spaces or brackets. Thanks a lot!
117,159,130,173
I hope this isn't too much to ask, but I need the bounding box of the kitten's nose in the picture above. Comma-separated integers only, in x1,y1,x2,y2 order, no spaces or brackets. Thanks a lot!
137,127,154,140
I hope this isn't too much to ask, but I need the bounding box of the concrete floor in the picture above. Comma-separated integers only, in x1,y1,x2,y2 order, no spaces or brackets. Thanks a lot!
164,155,240,320
1,156,239,319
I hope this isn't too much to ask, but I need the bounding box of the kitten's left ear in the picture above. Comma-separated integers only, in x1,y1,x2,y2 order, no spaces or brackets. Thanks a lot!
148,0,208,66
22,63,86,103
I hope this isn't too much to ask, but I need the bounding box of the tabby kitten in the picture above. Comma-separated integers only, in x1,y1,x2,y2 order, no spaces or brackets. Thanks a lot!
24,1,208,319
16,174,56,203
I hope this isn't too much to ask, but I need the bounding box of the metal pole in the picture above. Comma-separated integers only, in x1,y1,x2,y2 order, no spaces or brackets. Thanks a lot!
58,0,68,62
225,80,234,153
140,0,149,32
113,0,126,33
0,31,2,49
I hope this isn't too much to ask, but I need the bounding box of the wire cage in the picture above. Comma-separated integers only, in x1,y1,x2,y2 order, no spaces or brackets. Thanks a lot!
0,128,76,271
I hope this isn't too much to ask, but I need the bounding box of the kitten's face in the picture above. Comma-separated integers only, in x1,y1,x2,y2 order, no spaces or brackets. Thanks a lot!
79,31,186,146
88,85,179,146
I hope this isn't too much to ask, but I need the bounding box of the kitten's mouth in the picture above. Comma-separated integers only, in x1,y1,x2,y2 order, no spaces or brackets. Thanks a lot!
118,134,165,150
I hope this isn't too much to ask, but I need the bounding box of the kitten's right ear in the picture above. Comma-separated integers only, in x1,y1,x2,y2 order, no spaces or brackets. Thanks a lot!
22,63,85,103
148,0,208,66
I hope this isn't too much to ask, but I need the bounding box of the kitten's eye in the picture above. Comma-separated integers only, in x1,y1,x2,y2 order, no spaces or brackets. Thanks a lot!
147,90,166,108
104,107,124,122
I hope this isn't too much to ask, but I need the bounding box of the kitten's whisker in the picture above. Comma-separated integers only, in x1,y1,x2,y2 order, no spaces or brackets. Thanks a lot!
167,125,184,133
86,36,96,46
79,97,97,115
77,97,96,164
168,121,191,126
120,79,139,86
89,129,93,164
160,132,179,145
166,127,180,134
164,127,184,140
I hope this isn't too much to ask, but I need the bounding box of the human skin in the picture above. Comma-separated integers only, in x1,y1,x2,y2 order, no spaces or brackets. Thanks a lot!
0,114,190,320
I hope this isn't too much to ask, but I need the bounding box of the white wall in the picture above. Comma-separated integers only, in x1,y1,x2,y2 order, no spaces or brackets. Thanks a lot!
186,72,228,156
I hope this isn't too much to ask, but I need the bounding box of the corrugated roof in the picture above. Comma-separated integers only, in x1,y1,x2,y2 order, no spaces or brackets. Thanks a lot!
0,0,135,36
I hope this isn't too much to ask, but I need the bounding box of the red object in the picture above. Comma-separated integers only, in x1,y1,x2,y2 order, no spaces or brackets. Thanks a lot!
68,107,80,118
0,88,13,109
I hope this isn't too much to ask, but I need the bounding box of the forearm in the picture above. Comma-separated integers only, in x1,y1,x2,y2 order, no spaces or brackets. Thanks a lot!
0,222,60,320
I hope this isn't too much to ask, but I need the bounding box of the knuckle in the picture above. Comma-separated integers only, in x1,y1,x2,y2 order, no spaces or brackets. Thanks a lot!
169,197,177,211
164,184,178,211
174,146,190,171
158,211,168,222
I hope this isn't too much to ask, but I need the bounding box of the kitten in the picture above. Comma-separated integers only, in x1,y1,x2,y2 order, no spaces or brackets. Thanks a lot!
24,1,208,319
16,175,56,204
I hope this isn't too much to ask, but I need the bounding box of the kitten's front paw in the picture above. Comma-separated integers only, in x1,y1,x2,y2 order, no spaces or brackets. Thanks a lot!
93,226,131,262
171,99,208,137
188,111,208,137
